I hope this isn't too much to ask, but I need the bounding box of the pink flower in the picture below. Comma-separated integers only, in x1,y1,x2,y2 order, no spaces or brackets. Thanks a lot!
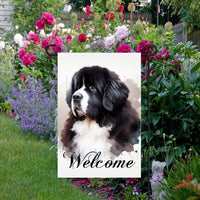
23,41,31,48
116,44,131,53
75,25,80,30
81,18,84,21
86,5,93,16
118,5,124,12
19,48,26,60
10,113,16,118
136,40,154,66
42,38,51,50
42,12,56,26
108,196,114,199
26,31,40,45
52,38,63,53
115,25,130,41
22,53,36,66
106,11,115,20
172,56,182,71
36,12,55,30
36,17,45,30
105,35,117,49
79,33,87,42
20,73,26,81
156,47,170,61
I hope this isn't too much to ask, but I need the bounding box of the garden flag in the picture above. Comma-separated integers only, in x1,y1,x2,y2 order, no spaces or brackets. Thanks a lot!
58,53,141,178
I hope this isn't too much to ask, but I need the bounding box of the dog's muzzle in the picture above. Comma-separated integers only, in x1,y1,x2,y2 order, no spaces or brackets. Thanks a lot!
72,92,85,116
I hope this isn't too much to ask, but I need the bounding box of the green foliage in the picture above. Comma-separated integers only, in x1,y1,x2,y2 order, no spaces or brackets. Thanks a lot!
0,44,16,102
4,0,64,35
141,41,200,165
0,100,12,114
162,0,200,30
68,0,91,11
162,150,200,200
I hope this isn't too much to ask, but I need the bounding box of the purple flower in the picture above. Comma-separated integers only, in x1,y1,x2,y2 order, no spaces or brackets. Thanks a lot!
105,35,117,50
8,76,57,142
133,187,140,195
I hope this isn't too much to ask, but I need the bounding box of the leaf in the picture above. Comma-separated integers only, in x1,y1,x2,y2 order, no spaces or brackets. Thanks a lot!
152,115,161,126
186,196,199,200
191,62,200,73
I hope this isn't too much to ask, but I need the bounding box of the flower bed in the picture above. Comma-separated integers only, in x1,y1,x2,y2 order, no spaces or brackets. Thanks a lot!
0,1,200,199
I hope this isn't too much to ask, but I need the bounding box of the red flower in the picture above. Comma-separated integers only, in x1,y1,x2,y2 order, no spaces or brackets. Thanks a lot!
106,11,115,20
116,44,131,53
85,5,93,16
67,34,72,44
79,33,87,42
136,40,154,66
20,73,26,81
118,5,124,12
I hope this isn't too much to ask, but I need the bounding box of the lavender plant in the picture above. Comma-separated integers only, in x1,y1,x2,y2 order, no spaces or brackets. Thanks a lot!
9,76,57,142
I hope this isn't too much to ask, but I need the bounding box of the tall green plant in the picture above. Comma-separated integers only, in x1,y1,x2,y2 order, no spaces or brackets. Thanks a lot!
3,0,64,35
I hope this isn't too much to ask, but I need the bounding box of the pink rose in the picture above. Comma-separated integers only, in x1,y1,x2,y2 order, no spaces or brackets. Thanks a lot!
116,44,131,53
22,53,36,66
42,38,51,50
42,12,56,26
26,31,40,45
85,5,93,16
115,25,130,41
36,17,45,30
36,12,55,30
75,25,80,30
52,38,63,53
79,34,87,42
105,35,117,49
10,113,16,118
19,48,26,60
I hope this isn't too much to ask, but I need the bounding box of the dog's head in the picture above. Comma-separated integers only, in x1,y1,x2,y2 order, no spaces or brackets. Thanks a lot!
66,66,129,119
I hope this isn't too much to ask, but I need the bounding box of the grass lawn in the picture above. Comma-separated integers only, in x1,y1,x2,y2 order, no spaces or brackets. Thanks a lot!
0,114,97,200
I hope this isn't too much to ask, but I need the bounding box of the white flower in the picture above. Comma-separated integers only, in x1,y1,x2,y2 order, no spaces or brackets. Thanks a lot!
40,29,46,37
63,28,71,34
57,23,65,28
0,41,5,49
115,25,130,41
14,33,23,46
85,44,90,49
87,33,92,38
15,25,19,30
104,35,117,50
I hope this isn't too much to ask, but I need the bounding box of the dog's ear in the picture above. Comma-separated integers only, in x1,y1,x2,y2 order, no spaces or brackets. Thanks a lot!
66,72,78,108
103,79,129,111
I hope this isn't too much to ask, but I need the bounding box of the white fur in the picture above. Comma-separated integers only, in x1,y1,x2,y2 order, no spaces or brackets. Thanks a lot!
71,118,114,159
71,85,89,116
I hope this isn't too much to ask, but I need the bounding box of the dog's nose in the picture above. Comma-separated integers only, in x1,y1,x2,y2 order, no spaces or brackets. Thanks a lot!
73,93,83,102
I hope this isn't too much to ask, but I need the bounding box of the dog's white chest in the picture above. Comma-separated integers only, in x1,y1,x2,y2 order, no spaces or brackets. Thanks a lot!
71,118,113,158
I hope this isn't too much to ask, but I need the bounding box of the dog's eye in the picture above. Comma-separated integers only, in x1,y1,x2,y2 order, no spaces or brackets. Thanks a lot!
89,85,96,91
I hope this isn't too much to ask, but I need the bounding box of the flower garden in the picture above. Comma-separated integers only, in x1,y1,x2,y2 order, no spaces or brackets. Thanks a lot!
0,0,200,199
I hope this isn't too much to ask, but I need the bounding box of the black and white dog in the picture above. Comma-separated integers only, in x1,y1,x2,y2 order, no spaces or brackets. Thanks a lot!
61,66,140,158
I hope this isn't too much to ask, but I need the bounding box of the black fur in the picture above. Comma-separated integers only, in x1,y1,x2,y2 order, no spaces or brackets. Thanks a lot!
61,66,140,156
